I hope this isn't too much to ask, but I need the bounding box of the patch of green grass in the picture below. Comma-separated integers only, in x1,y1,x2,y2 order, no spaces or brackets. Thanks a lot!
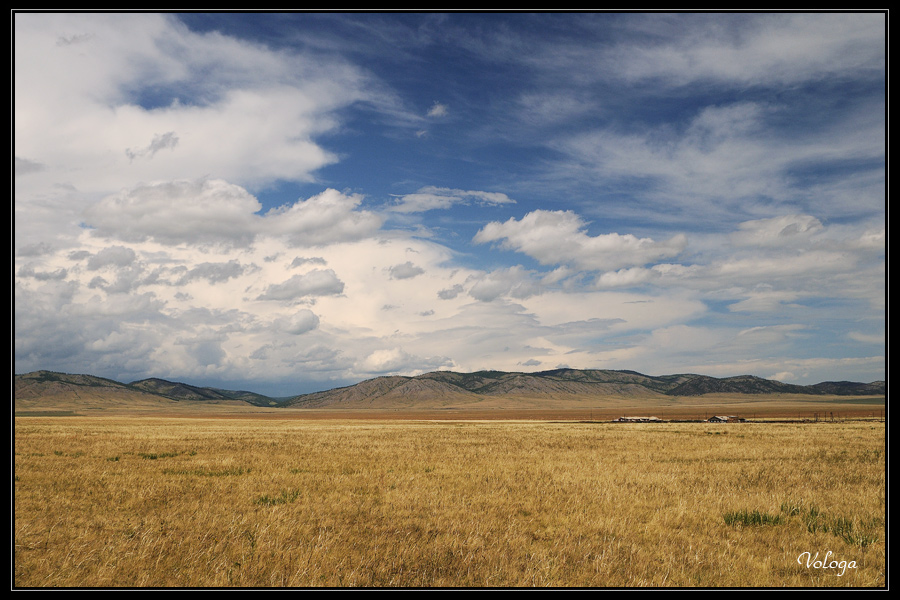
53,450,84,458
163,467,251,477
139,451,180,460
779,499,880,547
138,449,195,460
255,489,302,506
723,509,784,527
780,499,804,516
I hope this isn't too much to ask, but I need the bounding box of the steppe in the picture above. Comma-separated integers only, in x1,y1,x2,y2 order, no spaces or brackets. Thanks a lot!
14,410,885,587
14,370,886,587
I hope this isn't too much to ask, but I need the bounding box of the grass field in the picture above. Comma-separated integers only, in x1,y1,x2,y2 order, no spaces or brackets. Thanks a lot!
14,416,885,587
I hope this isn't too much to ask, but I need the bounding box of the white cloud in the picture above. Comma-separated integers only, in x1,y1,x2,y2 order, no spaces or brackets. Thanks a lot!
682,356,885,385
359,347,415,373
611,216,885,315
17,265,68,281
15,14,370,187
731,214,824,247
728,289,803,313
595,267,656,288
474,209,687,271
848,331,884,345
263,188,383,247
770,371,796,382
257,269,345,301
467,266,543,302
552,98,884,225
125,131,179,162
737,324,807,341
83,179,263,246
390,186,515,213
427,101,448,117
438,284,465,300
605,13,885,87
389,262,425,280
82,182,382,249
280,309,320,335
176,260,249,285
86,246,137,270
15,13,380,255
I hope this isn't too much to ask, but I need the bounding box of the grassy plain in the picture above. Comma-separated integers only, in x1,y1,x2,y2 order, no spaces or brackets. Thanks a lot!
14,416,885,587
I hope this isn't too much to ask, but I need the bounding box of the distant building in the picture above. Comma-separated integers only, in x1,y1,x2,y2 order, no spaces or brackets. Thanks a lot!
614,416,662,423
707,415,745,423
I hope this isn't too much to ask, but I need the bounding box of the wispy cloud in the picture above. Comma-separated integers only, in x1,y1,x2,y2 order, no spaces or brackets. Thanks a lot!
390,186,515,213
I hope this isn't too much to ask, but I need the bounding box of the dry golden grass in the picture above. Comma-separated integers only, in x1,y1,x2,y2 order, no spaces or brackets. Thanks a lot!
14,417,885,588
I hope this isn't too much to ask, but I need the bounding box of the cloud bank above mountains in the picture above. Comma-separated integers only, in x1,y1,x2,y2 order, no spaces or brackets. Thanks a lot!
15,13,884,395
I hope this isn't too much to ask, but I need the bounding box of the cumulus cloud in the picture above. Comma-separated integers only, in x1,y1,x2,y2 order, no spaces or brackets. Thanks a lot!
357,346,452,376
264,188,383,246
467,266,544,302
175,260,249,285
580,214,885,312
731,214,824,247
359,347,416,373
291,256,327,268
14,13,378,196
17,266,68,281
437,284,465,300
82,182,383,249
280,309,320,335
17,242,55,257
83,179,262,246
257,269,345,301
86,246,138,270
389,262,425,280
728,289,803,313
474,209,687,272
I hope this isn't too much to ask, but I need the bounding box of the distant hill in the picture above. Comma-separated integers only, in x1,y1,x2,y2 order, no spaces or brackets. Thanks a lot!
14,368,885,412
281,368,886,409
128,378,276,406
14,370,278,411
14,370,179,411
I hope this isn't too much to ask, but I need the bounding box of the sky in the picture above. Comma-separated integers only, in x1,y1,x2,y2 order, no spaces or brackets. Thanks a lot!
14,12,886,396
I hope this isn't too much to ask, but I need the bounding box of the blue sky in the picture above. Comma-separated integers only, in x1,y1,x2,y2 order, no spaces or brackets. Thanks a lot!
14,12,885,395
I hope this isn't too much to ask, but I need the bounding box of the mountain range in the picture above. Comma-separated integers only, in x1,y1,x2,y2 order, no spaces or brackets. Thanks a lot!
14,369,886,411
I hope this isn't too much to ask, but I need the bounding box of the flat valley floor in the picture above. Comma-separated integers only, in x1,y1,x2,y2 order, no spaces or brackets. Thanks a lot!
14,414,885,588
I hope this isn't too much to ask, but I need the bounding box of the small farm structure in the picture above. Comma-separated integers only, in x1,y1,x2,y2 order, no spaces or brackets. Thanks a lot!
707,415,745,423
614,416,662,423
